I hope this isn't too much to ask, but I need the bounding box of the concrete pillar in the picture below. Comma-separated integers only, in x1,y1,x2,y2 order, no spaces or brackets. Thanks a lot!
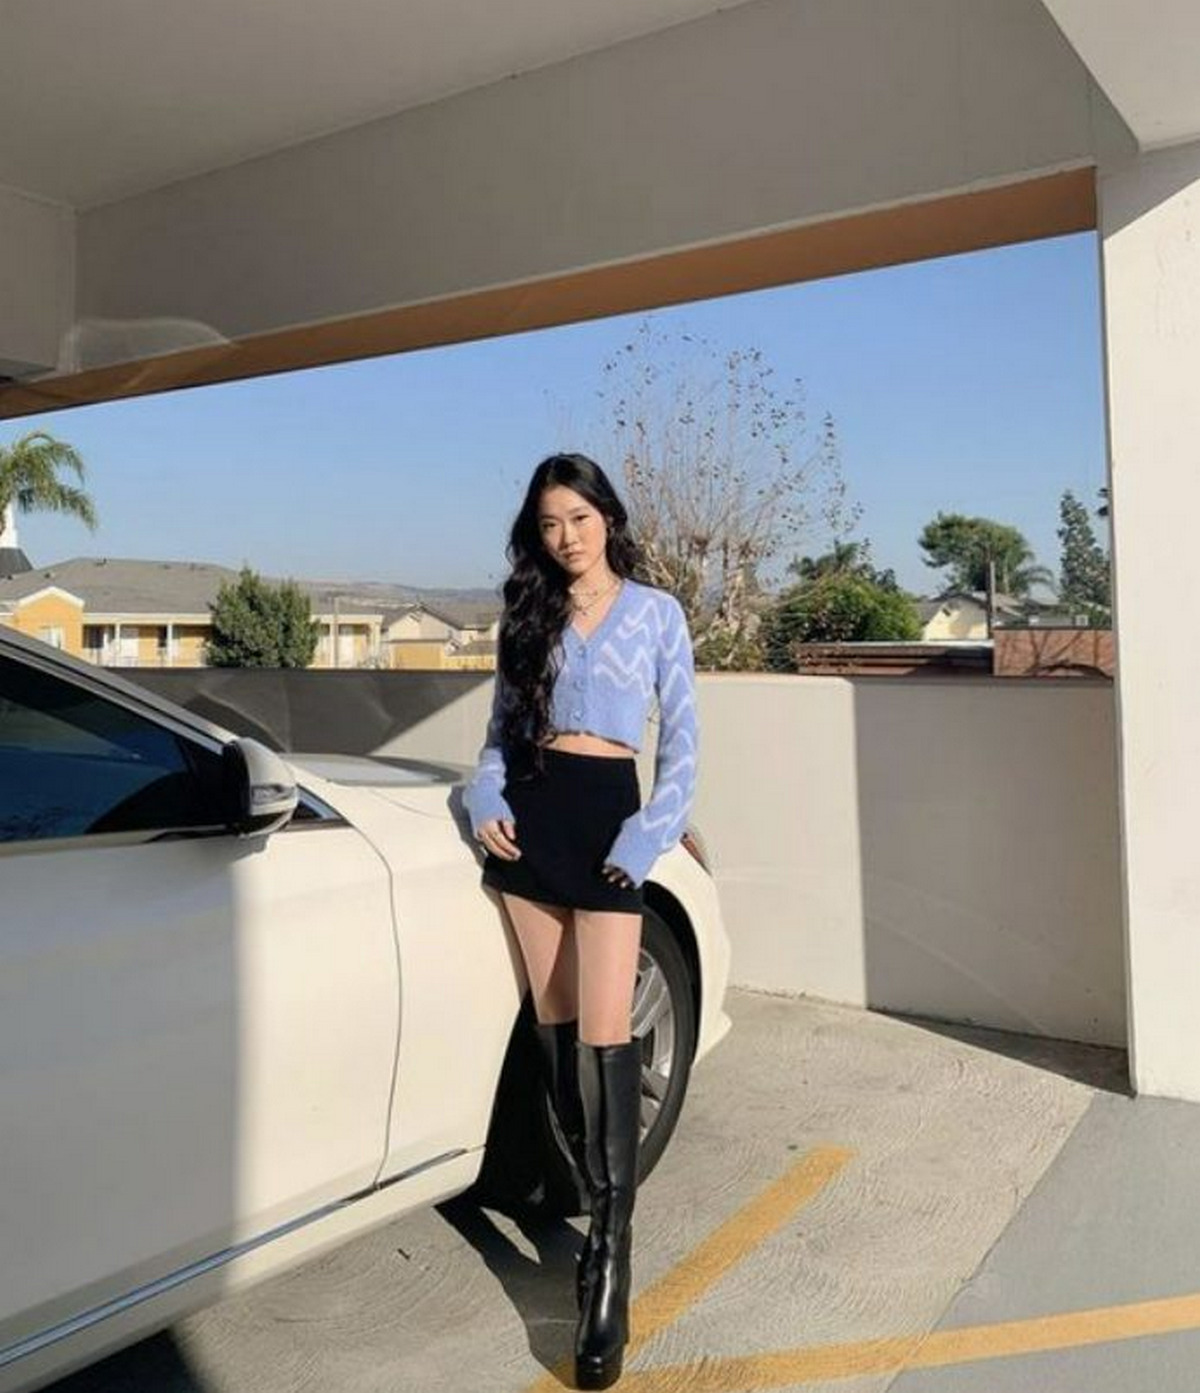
1100,136,1200,1099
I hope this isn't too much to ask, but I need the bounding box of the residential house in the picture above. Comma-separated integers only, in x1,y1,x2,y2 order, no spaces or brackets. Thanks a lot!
918,591,1031,641
0,557,383,668
919,590,1104,643
382,601,499,670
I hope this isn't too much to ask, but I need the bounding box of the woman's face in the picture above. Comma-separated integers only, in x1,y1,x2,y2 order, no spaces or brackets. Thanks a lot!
538,485,609,579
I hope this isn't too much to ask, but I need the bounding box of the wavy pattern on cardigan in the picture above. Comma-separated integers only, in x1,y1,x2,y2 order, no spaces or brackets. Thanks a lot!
599,595,697,884
462,581,698,886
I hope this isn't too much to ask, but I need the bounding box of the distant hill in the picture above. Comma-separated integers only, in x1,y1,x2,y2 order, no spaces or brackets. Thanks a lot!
293,577,503,625
297,578,499,605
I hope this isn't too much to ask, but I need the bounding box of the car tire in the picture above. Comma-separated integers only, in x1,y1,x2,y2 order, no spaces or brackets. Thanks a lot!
472,902,697,1217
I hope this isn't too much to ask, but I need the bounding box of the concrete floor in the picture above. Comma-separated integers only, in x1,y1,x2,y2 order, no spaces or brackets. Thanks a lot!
52,986,1200,1393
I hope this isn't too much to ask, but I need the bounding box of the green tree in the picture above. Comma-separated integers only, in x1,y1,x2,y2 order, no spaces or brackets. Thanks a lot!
787,538,899,591
761,572,922,670
1057,489,1111,623
206,567,320,668
918,512,1053,598
0,430,98,537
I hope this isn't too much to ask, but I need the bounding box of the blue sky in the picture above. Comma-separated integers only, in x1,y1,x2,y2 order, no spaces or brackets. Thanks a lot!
5,230,1108,597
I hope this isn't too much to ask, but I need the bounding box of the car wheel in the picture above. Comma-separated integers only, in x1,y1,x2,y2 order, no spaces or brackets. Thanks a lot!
472,903,697,1217
629,907,696,1182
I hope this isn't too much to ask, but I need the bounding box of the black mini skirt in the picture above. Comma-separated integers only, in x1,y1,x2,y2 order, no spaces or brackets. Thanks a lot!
481,747,644,914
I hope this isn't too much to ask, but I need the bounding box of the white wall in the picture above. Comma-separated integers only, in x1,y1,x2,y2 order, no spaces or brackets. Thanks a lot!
381,673,1126,1047
0,186,73,376
76,0,1122,345
1100,136,1200,1096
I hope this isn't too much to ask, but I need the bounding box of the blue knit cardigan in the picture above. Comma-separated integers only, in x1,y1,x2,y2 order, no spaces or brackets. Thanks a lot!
462,579,698,886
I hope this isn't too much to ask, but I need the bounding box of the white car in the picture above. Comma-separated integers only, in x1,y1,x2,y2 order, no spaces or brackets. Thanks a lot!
0,626,731,1393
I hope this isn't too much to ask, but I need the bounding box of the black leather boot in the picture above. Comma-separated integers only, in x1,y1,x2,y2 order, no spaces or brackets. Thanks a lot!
533,1020,593,1305
574,1039,641,1391
534,1020,588,1174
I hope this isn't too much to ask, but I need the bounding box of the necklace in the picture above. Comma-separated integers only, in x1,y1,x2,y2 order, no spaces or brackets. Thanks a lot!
569,576,621,615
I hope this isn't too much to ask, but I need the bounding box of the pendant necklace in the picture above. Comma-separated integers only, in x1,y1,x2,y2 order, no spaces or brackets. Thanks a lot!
570,576,620,616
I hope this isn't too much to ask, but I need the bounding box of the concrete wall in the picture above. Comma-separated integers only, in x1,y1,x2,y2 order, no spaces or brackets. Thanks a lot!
1100,136,1200,1096
76,0,1125,347
379,672,1126,1047
129,664,1124,1045
0,185,73,376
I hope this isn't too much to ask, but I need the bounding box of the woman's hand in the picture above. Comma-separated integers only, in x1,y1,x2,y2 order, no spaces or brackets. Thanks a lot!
602,862,635,890
477,818,520,860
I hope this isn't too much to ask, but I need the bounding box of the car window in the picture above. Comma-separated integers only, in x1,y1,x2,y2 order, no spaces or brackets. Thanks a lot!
0,655,224,844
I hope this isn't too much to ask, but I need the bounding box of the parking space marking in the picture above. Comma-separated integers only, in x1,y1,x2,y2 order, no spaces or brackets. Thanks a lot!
613,1290,1200,1390
523,1145,853,1392
629,1145,854,1350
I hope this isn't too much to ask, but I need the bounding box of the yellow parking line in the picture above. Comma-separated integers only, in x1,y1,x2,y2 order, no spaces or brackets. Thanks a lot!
615,1291,1200,1391
523,1145,853,1392
629,1146,854,1349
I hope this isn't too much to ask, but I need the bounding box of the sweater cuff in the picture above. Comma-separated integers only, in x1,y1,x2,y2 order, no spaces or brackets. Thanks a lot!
605,819,660,888
463,785,514,837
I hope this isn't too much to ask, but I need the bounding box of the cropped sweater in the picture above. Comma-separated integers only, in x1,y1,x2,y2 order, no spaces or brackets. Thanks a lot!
462,579,698,887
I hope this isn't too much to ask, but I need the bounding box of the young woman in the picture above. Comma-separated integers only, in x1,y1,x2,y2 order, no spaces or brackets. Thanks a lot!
463,453,697,1390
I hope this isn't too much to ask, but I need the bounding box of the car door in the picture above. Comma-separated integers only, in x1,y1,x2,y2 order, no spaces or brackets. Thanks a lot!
0,648,400,1362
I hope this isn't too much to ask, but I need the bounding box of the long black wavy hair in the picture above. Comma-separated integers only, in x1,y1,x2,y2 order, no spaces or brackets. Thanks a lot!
497,453,643,773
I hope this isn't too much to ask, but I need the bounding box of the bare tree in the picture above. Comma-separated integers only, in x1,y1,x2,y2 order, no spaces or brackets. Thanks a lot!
598,321,858,668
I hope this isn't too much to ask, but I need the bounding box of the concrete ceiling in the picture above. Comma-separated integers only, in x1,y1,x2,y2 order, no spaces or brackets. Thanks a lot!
1041,0,1200,150
0,0,756,209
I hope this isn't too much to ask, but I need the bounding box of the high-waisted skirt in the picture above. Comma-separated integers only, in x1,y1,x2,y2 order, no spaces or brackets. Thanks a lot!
481,747,644,914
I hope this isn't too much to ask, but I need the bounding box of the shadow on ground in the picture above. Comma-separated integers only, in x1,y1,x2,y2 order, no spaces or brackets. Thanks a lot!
46,1329,206,1393
889,1010,1132,1095
437,1195,582,1375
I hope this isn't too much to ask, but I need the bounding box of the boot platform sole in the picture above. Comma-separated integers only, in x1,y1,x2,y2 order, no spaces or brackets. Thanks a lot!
574,1353,623,1390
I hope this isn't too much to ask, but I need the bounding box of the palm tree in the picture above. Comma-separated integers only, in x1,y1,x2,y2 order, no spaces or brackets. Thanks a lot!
789,539,866,583
788,538,901,593
994,557,1056,600
0,431,98,543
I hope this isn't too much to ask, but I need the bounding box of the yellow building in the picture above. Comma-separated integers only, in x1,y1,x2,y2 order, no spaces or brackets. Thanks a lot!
0,585,86,654
919,592,1029,641
382,602,498,671
0,556,385,669
313,612,384,668
0,556,499,669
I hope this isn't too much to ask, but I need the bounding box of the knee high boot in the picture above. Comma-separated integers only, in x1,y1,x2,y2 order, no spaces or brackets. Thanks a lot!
534,1020,588,1174
533,1021,593,1305
574,1040,641,1391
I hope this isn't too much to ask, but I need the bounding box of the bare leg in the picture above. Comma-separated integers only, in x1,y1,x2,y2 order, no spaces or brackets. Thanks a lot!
574,909,643,1046
501,893,578,1024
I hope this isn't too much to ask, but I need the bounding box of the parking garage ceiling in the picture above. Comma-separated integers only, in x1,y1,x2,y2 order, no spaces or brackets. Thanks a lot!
1041,0,1200,150
0,0,757,209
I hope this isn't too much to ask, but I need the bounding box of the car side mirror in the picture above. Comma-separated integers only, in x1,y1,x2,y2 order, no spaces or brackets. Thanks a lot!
221,738,299,837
